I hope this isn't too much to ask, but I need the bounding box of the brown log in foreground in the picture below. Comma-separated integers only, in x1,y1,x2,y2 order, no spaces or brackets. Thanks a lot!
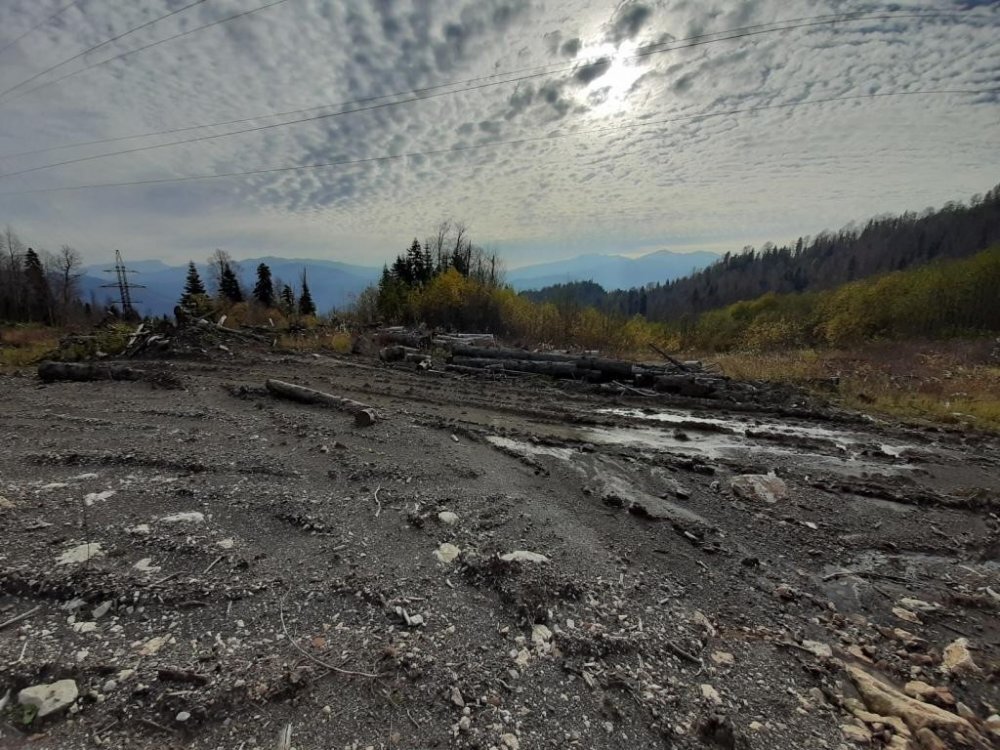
264,378,377,426
38,361,146,383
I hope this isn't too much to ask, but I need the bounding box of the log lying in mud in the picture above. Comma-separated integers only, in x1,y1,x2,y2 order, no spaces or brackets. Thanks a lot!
37,361,146,383
264,378,377,426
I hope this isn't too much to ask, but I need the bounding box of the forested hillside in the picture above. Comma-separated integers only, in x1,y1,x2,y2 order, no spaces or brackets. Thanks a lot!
529,185,1000,321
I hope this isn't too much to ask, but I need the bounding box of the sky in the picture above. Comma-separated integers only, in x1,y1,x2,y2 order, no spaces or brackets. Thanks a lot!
0,0,997,269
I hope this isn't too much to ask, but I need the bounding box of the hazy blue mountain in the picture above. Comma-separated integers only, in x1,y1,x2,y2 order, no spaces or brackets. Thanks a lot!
79,249,718,316
506,250,719,291
81,257,381,316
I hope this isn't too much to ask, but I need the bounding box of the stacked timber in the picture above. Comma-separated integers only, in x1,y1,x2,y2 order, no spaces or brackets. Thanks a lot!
442,342,724,393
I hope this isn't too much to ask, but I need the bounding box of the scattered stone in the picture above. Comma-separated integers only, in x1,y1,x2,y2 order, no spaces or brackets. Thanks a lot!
18,679,78,718
700,684,722,705
841,724,872,744
500,733,520,750
899,597,941,613
92,600,112,619
773,584,798,601
176,711,191,722
499,550,549,564
56,542,104,565
942,638,981,676
72,621,97,634
801,640,833,659
711,651,734,666
433,543,461,564
127,524,150,535
458,715,471,732
83,489,115,506
161,511,205,524
437,511,459,526
892,607,921,625
449,686,464,708
730,473,788,504
133,557,160,573
138,635,170,656
531,624,553,646
217,537,235,549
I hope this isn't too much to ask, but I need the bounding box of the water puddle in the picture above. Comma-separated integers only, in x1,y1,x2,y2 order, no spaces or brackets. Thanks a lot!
485,436,576,460
487,408,917,478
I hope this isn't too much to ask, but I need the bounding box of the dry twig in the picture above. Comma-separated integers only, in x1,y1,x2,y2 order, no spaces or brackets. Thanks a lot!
278,592,379,678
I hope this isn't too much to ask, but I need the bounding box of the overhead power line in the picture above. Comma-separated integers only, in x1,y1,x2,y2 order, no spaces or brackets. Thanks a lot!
0,9,975,157
0,10,979,178
1,88,992,197
0,0,294,105
0,0,86,59
0,0,210,100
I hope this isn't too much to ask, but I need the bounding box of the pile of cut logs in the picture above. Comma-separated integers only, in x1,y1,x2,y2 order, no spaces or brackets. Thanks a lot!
441,343,721,393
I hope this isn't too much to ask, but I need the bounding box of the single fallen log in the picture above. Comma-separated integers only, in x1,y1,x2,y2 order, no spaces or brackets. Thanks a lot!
450,356,580,378
264,378,377,426
38,361,146,383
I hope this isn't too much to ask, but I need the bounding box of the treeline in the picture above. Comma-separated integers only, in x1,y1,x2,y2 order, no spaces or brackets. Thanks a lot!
681,246,1000,352
0,225,96,325
527,185,1000,321
180,249,317,322
368,223,678,353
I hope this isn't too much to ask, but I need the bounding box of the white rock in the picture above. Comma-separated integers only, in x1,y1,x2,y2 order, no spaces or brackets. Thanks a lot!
176,711,191,722
83,490,115,506
133,558,160,574
500,550,549,564
450,686,465,707
18,679,78,718
942,637,981,676
501,733,520,750
72,621,97,634
730,474,788,504
531,624,553,646
801,640,833,659
127,524,150,535
458,716,471,732
217,537,235,549
161,511,204,524
101,680,117,693
434,543,461,564
92,601,112,619
57,542,104,565
700,684,722,705
437,511,460,526
711,651,735,666
898,597,941,613
138,634,170,655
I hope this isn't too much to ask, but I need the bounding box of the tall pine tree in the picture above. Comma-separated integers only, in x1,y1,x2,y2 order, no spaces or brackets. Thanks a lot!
298,271,316,316
252,263,275,307
180,262,207,307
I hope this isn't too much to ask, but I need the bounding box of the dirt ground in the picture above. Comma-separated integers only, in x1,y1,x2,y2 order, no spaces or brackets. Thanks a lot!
1,345,998,750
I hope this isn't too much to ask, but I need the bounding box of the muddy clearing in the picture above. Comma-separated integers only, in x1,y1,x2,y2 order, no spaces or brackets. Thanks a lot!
1,348,998,749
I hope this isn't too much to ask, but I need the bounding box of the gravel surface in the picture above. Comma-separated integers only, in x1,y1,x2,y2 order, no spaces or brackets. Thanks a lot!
1,346,998,749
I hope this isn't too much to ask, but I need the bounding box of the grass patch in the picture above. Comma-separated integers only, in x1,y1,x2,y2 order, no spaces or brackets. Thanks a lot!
706,339,1000,432
278,330,353,354
0,325,60,369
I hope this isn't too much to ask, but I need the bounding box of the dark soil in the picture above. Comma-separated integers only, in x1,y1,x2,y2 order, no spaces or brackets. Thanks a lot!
1,346,998,749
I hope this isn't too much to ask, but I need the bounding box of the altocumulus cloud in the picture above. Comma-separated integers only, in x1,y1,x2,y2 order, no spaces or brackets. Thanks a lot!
0,0,996,267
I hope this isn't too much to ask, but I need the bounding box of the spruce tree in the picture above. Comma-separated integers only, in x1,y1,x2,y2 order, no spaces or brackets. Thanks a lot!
298,271,316,316
252,263,275,307
280,284,295,313
24,248,51,323
180,262,207,307
219,262,243,303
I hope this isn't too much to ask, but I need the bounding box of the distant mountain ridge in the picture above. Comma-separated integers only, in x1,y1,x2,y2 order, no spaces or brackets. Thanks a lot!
506,250,719,291
80,249,718,316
